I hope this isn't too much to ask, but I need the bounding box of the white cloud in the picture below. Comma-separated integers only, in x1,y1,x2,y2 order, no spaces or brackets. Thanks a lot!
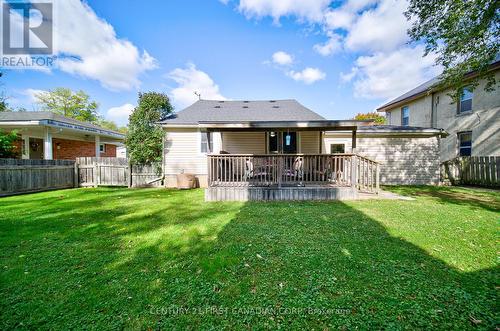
323,0,378,29
106,103,134,126
339,67,358,82
344,0,410,52
0,0,157,91
23,89,47,103
348,45,440,99
287,67,326,84
227,1,439,101
313,32,342,56
53,0,157,91
272,51,294,65
323,9,354,30
238,0,331,23
167,63,227,108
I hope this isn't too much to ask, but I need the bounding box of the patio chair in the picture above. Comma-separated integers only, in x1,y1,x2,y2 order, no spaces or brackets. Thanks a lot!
243,158,274,185
282,156,303,185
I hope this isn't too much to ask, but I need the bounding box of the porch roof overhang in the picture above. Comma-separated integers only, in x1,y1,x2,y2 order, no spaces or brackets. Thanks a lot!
167,120,374,132
0,119,125,141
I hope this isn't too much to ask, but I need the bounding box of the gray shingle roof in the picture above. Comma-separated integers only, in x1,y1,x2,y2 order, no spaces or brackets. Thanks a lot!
0,111,124,137
160,99,325,124
378,56,500,111
376,77,439,111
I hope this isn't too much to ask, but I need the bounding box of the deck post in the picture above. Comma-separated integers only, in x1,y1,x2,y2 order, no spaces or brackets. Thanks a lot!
351,155,358,189
351,129,357,153
376,163,380,194
207,156,212,187
277,155,282,188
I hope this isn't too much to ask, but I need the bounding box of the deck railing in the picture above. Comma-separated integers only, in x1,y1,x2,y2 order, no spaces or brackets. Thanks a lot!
207,154,379,193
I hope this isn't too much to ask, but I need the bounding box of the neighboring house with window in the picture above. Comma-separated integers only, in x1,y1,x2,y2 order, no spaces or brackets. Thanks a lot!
0,112,124,160
160,99,445,187
377,60,500,161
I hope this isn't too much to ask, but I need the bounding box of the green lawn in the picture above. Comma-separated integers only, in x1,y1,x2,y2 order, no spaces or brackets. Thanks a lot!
0,186,498,329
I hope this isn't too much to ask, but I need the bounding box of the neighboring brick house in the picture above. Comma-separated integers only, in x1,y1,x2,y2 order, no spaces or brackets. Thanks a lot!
0,112,124,160
376,61,500,162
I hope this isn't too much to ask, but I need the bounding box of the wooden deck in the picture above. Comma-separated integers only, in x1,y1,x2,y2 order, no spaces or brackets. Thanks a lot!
206,154,379,201
205,186,358,201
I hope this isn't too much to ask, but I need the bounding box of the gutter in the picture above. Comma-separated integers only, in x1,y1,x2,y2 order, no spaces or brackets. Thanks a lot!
0,119,125,139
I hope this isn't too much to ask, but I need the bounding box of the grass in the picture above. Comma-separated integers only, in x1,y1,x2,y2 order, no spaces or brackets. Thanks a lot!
0,186,498,330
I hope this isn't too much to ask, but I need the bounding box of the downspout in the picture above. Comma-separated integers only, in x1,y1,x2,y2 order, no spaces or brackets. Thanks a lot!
431,92,437,128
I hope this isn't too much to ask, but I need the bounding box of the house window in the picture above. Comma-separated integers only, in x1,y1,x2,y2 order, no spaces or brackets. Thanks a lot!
330,144,345,154
458,131,472,156
401,106,409,126
386,112,391,125
99,144,105,153
458,86,473,114
200,132,212,153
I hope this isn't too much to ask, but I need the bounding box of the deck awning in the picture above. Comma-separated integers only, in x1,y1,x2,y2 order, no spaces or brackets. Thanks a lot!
191,120,374,131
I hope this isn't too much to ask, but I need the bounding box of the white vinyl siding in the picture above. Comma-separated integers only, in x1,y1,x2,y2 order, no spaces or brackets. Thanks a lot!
299,131,320,153
322,132,440,185
355,136,440,185
164,129,208,175
221,132,266,154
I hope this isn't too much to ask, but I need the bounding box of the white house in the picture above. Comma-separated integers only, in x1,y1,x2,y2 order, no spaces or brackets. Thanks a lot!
160,100,446,201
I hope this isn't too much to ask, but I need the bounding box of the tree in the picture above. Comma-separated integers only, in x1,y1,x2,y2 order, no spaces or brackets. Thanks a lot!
35,88,100,123
354,112,386,125
0,71,9,112
98,119,128,134
0,129,19,158
0,96,8,112
405,0,499,95
126,92,173,164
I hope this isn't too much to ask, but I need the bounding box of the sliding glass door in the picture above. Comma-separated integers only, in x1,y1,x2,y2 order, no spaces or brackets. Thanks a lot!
267,132,297,154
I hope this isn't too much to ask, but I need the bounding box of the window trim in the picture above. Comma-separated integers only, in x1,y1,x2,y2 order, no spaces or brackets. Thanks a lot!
457,86,473,114
401,106,409,126
457,131,472,157
199,131,213,154
330,143,345,154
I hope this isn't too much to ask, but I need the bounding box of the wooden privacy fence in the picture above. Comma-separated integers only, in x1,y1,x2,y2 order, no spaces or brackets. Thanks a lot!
76,157,163,188
0,157,164,196
441,156,500,187
0,159,76,196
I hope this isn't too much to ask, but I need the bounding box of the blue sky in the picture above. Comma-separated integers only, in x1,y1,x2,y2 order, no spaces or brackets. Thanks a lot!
3,0,441,126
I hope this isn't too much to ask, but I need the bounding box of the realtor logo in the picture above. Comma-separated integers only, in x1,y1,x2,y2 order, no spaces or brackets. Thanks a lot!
2,1,53,55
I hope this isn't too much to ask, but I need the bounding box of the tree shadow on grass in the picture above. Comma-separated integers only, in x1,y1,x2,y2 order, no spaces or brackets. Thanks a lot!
0,188,497,329
384,185,500,212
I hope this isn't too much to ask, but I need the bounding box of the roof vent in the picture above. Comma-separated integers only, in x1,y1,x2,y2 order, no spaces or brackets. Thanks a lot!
242,106,249,108
218,100,225,103
272,105,279,108
214,105,221,108
243,100,249,103
269,100,276,103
